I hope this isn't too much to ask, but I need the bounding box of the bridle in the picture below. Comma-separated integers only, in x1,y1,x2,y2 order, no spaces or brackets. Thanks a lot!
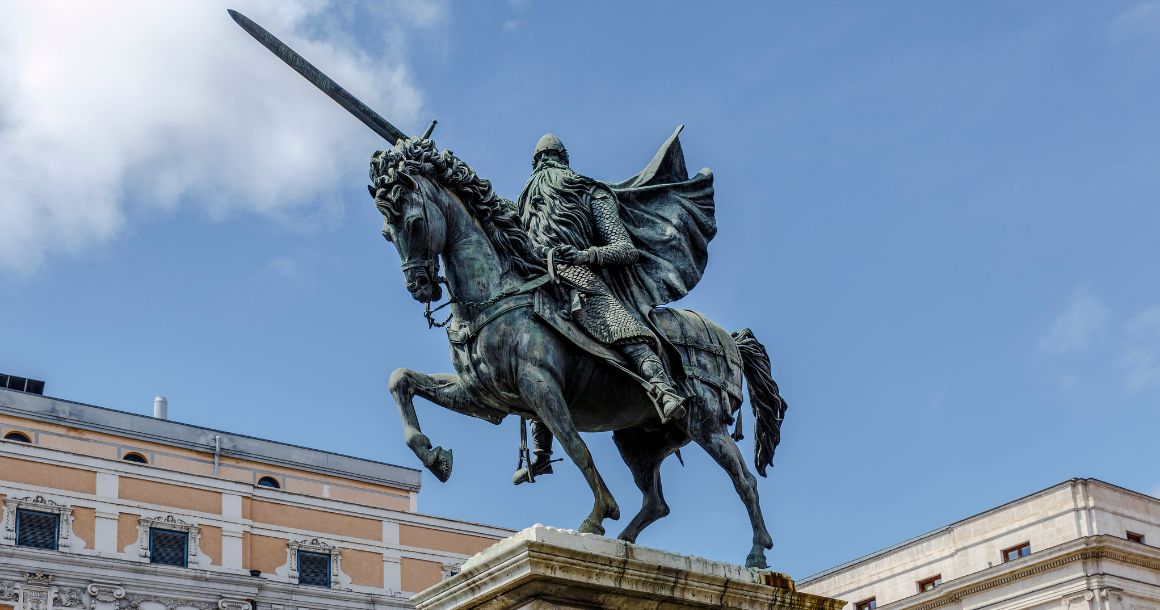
393,186,454,329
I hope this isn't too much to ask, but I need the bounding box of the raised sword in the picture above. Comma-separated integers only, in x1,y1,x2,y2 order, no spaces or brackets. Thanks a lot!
227,9,415,144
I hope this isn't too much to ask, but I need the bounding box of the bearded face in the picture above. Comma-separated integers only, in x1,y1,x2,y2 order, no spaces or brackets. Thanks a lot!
518,160,596,251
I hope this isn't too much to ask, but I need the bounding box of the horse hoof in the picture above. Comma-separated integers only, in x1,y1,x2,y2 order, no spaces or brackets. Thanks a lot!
607,502,621,521
427,446,453,482
578,518,605,536
745,546,769,569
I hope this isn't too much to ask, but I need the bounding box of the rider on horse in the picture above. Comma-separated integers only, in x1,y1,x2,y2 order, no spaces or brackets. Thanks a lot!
515,133,690,482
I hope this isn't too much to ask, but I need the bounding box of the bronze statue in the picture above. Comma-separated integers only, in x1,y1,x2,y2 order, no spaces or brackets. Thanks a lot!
231,10,789,569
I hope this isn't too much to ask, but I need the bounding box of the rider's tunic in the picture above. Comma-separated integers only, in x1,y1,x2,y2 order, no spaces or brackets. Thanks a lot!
545,187,654,346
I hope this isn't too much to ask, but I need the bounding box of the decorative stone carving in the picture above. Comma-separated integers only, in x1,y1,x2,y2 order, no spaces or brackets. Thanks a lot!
24,573,53,587
122,514,211,567
1,496,85,552
87,584,126,605
51,589,83,609
120,594,215,610
217,599,251,610
0,580,18,601
274,537,351,588
440,561,462,580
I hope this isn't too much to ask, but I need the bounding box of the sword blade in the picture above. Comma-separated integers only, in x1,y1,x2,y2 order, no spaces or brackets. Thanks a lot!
228,9,409,144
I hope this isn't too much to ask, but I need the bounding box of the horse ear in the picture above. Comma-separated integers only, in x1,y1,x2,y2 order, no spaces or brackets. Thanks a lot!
367,184,376,198
398,172,418,191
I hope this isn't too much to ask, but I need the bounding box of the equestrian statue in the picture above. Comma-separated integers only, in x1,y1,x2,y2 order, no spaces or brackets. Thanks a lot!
230,10,789,569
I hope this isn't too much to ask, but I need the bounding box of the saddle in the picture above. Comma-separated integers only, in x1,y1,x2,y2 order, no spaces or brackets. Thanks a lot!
531,290,743,405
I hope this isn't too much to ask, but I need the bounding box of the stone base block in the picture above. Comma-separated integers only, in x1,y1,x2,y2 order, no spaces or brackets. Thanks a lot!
412,525,846,610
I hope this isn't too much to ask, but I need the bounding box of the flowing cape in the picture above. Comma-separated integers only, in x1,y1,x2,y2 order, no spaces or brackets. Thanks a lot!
602,125,716,316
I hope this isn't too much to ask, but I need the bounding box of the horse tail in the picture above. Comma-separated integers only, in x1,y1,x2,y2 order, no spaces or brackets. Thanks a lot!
730,328,787,478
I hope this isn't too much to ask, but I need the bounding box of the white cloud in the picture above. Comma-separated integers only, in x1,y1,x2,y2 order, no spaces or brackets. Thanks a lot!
1109,1,1160,42
1039,291,1109,354
1119,348,1160,392
1118,307,1160,392
1127,307,1160,338
0,1,441,273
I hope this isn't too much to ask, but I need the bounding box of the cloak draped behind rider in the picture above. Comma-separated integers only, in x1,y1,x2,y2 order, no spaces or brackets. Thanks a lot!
601,125,716,319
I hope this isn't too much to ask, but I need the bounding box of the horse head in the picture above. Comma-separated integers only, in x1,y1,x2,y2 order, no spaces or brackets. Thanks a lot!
369,144,447,303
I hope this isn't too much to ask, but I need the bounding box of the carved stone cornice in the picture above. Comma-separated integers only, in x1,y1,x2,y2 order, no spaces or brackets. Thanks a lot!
121,594,215,610
892,538,1160,610
0,580,17,601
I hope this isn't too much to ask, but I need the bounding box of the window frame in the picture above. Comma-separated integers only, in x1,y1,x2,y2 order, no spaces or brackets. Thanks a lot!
917,575,942,593
2,495,75,552
148,526,190,568
122,451,149,464
257,476,281,489
15,508,60,550
1127,531,1145,544
296,549,333,588
1001,541,1032,563
3,431,31,443
855,597,877,610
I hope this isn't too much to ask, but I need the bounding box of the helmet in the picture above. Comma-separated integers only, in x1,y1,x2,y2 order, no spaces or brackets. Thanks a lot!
532,133,569,166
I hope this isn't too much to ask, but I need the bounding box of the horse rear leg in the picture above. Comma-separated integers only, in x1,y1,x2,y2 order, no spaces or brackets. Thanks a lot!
613,426,678,543
517,368,619,535
389,369,505,482
696,427,774,569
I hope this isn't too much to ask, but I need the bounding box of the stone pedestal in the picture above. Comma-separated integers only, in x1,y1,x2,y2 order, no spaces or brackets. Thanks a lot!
412,525,846,610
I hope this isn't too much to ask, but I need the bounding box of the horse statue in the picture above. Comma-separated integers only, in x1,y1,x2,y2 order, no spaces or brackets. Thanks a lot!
368,135,788,569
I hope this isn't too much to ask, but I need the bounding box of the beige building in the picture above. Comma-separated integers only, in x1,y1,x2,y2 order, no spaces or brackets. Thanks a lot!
0,379,510,610
799,479,1160,610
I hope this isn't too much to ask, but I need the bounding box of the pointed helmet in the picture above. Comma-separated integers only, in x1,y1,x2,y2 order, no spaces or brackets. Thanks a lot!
532,133,569,166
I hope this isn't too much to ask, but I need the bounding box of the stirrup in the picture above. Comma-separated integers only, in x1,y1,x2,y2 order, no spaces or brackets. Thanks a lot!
512,459,556,485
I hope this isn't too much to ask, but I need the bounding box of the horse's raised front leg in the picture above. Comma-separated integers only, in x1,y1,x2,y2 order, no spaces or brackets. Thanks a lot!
696,426,774,569
389,368,505,482
516,367,620,535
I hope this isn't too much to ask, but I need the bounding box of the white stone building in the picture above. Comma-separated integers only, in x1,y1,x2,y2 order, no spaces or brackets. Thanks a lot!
799,479,1160,610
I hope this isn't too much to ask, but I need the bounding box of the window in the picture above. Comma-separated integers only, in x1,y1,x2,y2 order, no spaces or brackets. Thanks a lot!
3,431,31,443
257,476,281,489
917,575,942,593
149,527,189,567
855,598,877,610
1001,542,1031,562
297,550,332,587
122,452,148,464
16,509,59,550
1128,532,1145,544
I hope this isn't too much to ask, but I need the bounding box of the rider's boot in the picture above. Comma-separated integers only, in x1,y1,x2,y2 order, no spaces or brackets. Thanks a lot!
620,342,688,424
513,421,555,485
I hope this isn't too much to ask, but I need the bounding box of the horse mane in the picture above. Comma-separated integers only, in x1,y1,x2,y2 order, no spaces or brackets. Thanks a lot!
369,138,544,278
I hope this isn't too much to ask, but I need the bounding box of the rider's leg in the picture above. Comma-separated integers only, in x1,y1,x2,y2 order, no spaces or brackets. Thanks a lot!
513,420,556,485
619,341,687,424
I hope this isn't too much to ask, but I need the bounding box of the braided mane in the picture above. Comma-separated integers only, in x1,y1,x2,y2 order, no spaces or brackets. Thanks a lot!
369,138,543,278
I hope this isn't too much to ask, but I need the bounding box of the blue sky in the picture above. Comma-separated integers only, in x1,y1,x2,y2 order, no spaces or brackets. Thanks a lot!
3,1,1159,578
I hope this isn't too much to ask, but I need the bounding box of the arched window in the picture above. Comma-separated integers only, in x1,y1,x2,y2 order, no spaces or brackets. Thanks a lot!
122,452,148,464
257,476,281,489
3,431,31,443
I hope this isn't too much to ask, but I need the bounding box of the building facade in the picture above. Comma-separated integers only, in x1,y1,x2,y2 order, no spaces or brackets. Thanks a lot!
799,479,1160,610
0,385,510,610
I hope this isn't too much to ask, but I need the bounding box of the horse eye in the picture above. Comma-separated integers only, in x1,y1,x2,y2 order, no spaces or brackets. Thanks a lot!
382,230,393,243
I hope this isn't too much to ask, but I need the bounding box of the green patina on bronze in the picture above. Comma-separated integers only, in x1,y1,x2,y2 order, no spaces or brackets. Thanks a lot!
231,10,790,569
